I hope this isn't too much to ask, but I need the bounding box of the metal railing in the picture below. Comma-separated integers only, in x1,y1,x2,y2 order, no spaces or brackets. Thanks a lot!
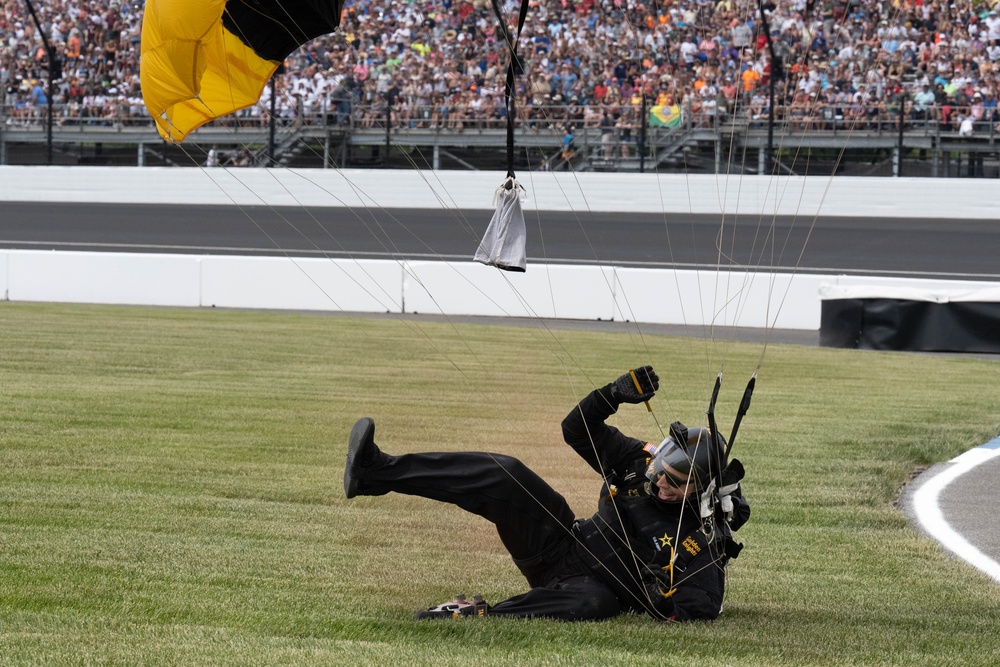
3,100,997,136
3,99,999,174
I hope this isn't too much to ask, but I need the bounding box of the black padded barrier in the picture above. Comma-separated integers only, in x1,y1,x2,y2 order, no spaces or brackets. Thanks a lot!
820,298,1000,353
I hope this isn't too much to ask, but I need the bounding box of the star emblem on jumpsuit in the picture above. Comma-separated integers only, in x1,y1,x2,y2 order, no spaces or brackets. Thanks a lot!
658,533,674,549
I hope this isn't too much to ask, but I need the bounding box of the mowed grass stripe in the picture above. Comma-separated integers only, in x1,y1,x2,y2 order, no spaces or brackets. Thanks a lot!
1,302,999,666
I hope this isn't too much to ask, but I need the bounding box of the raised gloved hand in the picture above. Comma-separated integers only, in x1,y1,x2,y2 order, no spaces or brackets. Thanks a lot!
610,365,659,404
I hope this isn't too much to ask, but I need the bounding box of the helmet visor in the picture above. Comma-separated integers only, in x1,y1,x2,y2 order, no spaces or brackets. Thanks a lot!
645,436,696,489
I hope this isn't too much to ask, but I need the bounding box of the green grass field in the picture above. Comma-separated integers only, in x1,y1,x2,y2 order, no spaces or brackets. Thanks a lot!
2,302,999,666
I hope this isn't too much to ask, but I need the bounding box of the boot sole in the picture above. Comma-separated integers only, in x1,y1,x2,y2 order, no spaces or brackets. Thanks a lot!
344,417,375,499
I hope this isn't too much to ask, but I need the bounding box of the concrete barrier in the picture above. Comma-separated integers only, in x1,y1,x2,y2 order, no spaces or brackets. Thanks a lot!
4,165,1000,217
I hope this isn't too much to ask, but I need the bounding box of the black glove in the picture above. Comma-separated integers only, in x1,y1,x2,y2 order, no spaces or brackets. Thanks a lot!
610,366,659,404
642,564,677,618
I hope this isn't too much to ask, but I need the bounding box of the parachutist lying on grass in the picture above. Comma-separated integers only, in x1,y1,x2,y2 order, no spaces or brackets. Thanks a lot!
343,366,750,621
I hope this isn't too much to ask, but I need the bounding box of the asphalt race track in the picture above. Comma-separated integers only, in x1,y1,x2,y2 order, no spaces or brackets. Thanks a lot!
2,201,1000,282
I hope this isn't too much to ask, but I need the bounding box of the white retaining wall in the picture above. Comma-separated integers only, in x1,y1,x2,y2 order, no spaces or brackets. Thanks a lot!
2,167,998,330
4,166,1000,216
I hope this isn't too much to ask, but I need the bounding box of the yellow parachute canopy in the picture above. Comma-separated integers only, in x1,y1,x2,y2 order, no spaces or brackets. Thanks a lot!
141,0,343,142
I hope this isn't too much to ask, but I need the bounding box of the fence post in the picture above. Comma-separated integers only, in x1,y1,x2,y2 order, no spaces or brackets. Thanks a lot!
895,92,906,177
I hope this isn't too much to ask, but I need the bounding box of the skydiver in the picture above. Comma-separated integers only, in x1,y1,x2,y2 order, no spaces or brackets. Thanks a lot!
343,366,750,621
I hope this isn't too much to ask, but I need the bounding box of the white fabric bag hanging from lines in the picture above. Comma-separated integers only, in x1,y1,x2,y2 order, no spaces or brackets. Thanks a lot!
474,177,527,272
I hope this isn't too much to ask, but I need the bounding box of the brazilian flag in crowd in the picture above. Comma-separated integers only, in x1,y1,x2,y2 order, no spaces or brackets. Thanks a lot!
649,104,683,128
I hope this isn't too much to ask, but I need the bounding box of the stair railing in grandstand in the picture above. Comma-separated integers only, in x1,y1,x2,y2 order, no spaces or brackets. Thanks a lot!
20,0,58,165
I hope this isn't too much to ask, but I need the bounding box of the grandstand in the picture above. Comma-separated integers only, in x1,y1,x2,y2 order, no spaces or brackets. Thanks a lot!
2,0,1000,176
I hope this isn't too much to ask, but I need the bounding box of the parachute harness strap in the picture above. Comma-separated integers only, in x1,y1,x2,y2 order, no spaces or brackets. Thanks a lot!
490,0,530,180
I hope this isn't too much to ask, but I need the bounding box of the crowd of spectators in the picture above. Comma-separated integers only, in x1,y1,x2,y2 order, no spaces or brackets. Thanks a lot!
1,0,143,125
3,0,1000,141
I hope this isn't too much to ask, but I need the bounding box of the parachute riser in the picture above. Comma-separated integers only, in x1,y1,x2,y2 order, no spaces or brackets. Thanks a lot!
699,373,755,549
726,374,757,458
705,371,725,484
699,373,724,542
704,372,757,476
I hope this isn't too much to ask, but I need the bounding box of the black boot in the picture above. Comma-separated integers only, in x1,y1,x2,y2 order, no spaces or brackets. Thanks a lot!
344,417,383,498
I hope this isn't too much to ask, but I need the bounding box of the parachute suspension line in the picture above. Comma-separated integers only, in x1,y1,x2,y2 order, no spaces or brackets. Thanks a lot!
468,0,531,271
751,0,912,370
338,170,680,615
153,2,728,620
704,0,792,379
403,6,734,614
634,0,717,376
227,23,472,225
506,6,684,428
618,2,743,396
694,0,839,376
551,0,743,573
252,0,820,612
477,170,683,606
230,0,313,45
180,160,409,319
613,4,766,486
505,114,672,445
746,0,901,371
499,9,705,566
172,163,533,439
217,23,251,128
312,41,640,418
715,0,776,364
745,0,896,372
207,159,514,348
232,184,616,482
476,4,673,430
581,391,717,619
161,140,572,459
476,208,675,576
709,0,770,379
499,80,672,436
571,402,681,620
516,167,668,430
223,170,573,417
210,162,684,482
185,40,652,466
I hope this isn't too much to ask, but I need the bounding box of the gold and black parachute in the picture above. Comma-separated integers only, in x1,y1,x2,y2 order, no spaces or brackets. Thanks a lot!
141,0,343,142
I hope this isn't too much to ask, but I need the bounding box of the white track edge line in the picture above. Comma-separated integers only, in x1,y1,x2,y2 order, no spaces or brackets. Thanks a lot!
911,437,1000,583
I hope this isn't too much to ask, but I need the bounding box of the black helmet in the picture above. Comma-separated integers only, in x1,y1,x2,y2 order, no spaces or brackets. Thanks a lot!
645,423,726,503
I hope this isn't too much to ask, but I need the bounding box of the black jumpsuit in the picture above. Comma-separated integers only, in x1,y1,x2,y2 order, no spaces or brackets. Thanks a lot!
357,383,748,621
